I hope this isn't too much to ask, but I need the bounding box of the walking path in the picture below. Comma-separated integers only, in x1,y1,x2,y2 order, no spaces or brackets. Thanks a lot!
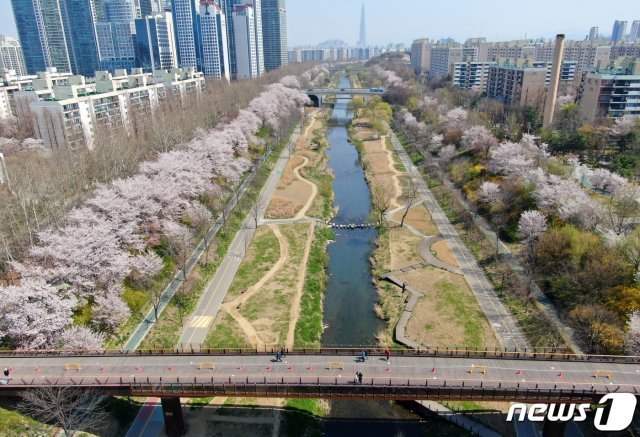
439,176,583,353
389,132,528,350
285,222,315,347
293,157,318,218
126,124,303,437
221,225,290,348
178,126,302,347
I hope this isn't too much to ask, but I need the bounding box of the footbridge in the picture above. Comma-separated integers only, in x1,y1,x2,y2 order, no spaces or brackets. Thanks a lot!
1,347,638,436
307,87,386,107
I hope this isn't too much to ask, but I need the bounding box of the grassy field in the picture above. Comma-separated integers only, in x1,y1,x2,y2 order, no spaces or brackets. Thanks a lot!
294,227,332,346
280,399,329,437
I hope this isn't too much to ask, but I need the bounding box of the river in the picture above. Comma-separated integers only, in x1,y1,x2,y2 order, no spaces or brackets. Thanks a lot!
319,76,455,436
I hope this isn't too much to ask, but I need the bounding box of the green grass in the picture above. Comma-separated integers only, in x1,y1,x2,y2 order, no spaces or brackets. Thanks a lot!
205,313,252,347
294,227,332,346
433,279,487,347
280,399,328,437
0,404,52,436
227,227,280,299
188,397,214,411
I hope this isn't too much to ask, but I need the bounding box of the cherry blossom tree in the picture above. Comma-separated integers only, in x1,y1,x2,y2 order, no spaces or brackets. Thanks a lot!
611,115,638,136
479,181,502,204
518,210,547,302
57,326,105,350
590,168,627,194
518,210,548,241
0,278,76,349
162,220,193,278
92,292,131,333
438,144,457,163
625,310,640,355
280,75,301,89
444,107,468,129
462,125,498,157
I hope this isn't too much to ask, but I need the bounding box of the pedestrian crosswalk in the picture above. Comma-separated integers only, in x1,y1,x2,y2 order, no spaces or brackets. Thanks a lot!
189,316,213,329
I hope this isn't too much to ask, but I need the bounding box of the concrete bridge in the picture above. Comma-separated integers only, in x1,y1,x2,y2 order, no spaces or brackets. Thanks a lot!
1,346,638,436
307,87,386,107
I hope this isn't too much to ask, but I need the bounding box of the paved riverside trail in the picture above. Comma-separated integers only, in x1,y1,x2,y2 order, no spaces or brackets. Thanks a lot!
177,124,302,347
389,132,529,350
2,352,639,396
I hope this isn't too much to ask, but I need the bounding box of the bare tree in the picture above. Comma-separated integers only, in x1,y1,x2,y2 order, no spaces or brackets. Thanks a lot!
251,194,268,229
18,387,108,437
400,169,418,227
371,185,393,228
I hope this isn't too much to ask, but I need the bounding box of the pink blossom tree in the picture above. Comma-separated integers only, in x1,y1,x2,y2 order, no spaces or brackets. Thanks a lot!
92,292,131,333
625,310,640,355
590,168,627,194
57,326,105,350
479,181,502,204
0,279,76,349
518,210,548,241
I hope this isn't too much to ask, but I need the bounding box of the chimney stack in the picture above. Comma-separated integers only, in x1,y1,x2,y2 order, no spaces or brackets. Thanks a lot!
543,34,565,129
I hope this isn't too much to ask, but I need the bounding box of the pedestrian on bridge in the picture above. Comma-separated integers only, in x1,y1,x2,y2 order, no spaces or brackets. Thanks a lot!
356,371,363,384
3,368,8,377
361,350,367,362
280,347,286,358
385,347,391,361
275,351,282,362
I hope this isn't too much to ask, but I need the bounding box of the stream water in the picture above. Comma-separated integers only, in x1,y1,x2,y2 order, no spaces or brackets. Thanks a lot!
319,76,440,436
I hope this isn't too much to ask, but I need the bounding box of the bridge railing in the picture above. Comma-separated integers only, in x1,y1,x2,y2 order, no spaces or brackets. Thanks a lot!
0,345,638,363
4,373,635,401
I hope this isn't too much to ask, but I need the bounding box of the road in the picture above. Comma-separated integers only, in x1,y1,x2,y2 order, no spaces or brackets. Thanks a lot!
177,124,302,347
1,352,639,398
390,132,529,350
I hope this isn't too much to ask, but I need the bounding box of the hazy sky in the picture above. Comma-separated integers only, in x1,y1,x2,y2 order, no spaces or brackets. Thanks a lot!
0,0,638,47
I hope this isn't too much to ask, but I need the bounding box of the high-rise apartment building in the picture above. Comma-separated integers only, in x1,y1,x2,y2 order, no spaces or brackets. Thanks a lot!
10,0,72,74
135,12,178,72
589,27,599,41
486,63,547,108
629,21,640,40
611,20,627,42
96,22,137,71
60,0,101,77
103,0,138,21
199,0,230,80
219,0,237,78
578,58,640,120
251,0,264,76
233,4,257,79
451,61,496,90
0,35,27,77
172,0,202,70
410,39,431,75
429,44,477,79
261,0,287,71
139,0,163,16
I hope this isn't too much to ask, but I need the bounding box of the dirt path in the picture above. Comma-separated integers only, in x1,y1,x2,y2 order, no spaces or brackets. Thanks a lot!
293,156,318,219
381,135,404,209
221,224,290,347
285,222,315,347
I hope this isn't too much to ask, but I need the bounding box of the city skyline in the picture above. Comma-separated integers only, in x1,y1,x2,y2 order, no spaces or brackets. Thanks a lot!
3,0,639,47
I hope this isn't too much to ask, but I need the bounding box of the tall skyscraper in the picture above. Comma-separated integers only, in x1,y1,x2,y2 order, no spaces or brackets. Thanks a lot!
588,26,598,41
0,34,28,77
251,0,264,76
233,3,257,79
135,12,178,71
10,0,72,74
172,0,202,69
220,0,238,78
611,20,627,42
630,21,640,40
199,0,230,80
358,3,366,48
139,0,163,17
97,0,138,72
261,0,287,71
103,0,137,21
60,0,101,77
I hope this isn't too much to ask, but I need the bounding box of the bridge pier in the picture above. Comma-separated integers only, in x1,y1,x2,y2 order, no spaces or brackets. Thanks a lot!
161,397,185,437
542,418,567,437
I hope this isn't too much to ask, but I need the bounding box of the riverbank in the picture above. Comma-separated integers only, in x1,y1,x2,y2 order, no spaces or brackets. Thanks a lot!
348,117,499,349
204,108,334,349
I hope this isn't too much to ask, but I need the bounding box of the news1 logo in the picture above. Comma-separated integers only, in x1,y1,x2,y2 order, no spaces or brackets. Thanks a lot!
507,393,637,431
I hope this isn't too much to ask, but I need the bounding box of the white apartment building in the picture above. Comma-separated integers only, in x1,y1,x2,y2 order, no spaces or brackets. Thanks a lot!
232,4,258,79
452,61,496,90
199,1,230,80
25,68,205,149
0,35,27,77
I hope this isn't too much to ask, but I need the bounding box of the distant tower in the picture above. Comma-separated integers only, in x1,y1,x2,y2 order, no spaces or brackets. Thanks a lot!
588,26,598,41
543,34,565,129
611,20,627,42
358,3,366,48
